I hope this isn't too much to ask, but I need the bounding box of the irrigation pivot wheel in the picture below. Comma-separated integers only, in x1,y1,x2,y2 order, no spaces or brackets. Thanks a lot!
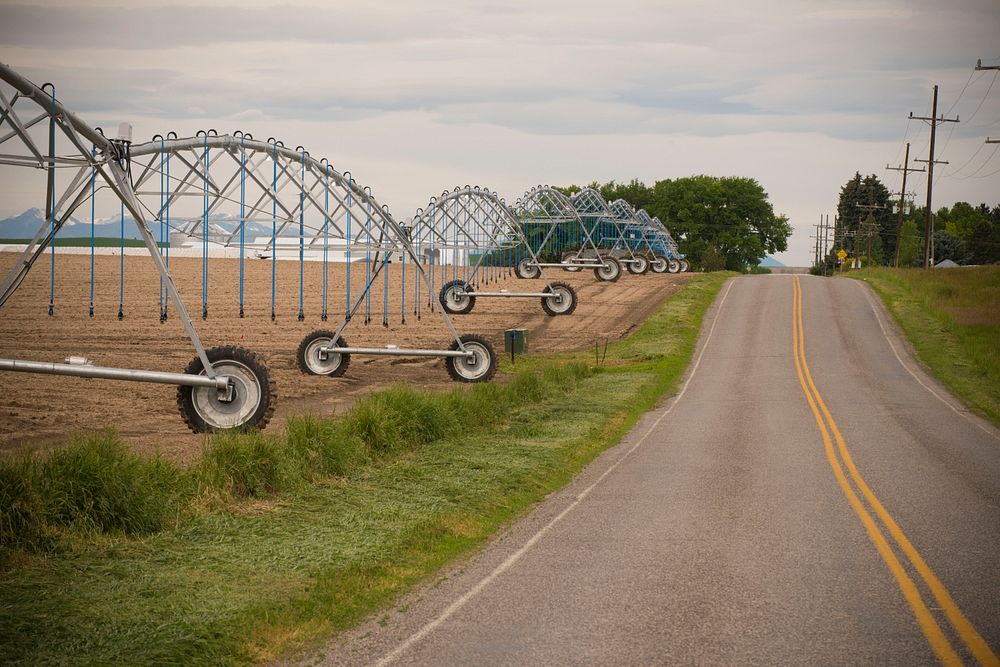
445,334,497,383
439,279,476,314
560,250,584,272
667,258,682,274
297,330,351,377
679,258,690,272
626,256,650,275
514,257,541,279
650,256,668,273
541,281,577,316
594,257,621,282
177,346,275,433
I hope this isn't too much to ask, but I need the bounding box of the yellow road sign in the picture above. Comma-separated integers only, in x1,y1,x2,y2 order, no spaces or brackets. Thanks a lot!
837,249,847,261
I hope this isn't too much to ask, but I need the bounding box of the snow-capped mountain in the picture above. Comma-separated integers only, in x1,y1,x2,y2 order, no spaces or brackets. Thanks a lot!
1,208,300,244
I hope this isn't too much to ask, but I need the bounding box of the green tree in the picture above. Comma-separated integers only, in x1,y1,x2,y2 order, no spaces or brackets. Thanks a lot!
933,228,970,264
968,204,1000,264
858,213,885,266
598,179,654,210
937,202,988,243
836,173,893,262
647,175,790,270
898,218,922,267
700,243,726,271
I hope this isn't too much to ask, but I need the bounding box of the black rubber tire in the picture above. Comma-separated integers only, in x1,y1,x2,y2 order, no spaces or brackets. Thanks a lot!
514,257,541,279
650,256,668,273
439,279,476,314
541,281,577,316
667,258,682,274
679,258,690,272
177,346,275,433
445,334,496,383
561,250,583,272
594,257,621,282
626,256,650,275
296,330,350,377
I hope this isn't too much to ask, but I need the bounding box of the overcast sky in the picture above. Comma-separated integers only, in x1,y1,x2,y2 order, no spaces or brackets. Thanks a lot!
1,0,998,265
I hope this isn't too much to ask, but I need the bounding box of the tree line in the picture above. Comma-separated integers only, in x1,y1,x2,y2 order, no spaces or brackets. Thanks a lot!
830,172,1000,268
558,176,792,271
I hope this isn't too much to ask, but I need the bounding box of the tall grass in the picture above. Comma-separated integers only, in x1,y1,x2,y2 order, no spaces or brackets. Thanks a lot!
851,266,1000,425
1,434,189,548
0,364,593,551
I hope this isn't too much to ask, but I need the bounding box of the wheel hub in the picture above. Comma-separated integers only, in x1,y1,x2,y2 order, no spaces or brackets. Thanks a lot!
193,361,261,429
308,337,342,373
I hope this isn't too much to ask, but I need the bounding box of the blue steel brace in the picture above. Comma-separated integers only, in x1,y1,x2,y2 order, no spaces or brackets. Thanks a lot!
400,222,406,324
200,131,209,320
89,143,96,318
413,217,420,320
364,186,372,325
270,139,278,321
429,202,436,311
466,190,472,287
382,203,389,327
164,130,174,321
452,193,458,283
321,159,330,321
157,135,166,321
345,172,352,320
239,132,246,318
44,83,55,316
118,199,124,320
298,147,306,321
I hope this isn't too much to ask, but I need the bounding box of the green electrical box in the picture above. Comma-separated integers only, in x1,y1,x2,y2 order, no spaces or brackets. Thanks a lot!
504,328,528,355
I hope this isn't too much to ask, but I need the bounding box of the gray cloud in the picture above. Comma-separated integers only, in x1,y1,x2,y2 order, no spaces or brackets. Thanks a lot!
2,0,999,267
0,4,456,49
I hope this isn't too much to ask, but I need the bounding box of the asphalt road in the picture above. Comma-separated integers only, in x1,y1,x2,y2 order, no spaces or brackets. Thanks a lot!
317,274,1000,666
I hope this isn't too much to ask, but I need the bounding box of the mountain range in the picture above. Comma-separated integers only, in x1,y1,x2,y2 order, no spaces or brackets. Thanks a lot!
0,208,301,243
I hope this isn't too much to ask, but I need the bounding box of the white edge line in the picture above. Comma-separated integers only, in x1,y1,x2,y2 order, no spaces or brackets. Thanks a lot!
373,278,738,667
856,280,999,441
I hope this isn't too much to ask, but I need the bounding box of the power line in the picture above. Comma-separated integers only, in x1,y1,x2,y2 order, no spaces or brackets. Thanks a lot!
963,70,998,125
886,142,924,267
950,142,1000,180
909,84,959,268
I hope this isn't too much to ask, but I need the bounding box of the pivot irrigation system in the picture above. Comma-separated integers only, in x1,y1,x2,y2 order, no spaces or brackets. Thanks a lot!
0,62,276,433
0,63,500,433
0,63,691,433
635,208,689,273
513,185,623,282
411,186,577,317
571,188,653,275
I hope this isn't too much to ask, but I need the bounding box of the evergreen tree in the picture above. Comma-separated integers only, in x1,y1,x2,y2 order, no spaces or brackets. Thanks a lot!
836,173,892,262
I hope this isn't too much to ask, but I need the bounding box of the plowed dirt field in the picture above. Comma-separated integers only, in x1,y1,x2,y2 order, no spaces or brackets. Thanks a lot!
0,251,691,463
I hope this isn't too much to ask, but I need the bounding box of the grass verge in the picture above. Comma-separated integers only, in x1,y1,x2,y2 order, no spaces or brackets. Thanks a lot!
0,272,731,665
846,266,1000,425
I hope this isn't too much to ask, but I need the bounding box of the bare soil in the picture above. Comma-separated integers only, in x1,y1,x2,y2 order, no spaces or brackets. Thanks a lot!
0,251,691,464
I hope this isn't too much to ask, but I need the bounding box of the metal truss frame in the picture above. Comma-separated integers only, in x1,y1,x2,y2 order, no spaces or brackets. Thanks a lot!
0,61,226,389
514,185,614,273
571,188,646,267
410,186,572,311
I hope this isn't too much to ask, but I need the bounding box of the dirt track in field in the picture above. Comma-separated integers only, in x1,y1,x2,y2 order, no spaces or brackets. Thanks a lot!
0,251,691,464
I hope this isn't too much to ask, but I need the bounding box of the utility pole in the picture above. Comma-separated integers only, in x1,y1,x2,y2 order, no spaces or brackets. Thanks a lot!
823,214,832,275
909,85,959,268
856,202,886,267
814,217,822,265
975,59,1000,72
886,142,924,267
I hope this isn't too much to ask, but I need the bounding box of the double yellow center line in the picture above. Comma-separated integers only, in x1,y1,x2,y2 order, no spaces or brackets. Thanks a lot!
791,276,998,666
